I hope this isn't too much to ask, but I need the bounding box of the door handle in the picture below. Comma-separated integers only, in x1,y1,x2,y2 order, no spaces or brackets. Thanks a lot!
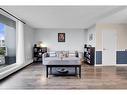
103,48,107,50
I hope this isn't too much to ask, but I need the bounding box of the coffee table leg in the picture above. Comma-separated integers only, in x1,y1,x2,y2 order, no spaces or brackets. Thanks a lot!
75,66,77,75
50,67,52,74
79,66,81,78
46,66,48,78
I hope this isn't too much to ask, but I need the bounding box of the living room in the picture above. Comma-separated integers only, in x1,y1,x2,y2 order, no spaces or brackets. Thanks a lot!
1,5,127,90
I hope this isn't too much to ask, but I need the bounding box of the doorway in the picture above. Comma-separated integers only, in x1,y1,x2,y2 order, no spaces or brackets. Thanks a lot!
102,30,117,66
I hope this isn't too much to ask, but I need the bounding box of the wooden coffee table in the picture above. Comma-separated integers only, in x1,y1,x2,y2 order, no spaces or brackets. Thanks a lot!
45,60,81,78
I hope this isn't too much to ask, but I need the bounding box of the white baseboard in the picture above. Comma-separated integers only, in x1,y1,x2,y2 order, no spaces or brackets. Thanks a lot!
95,64,127,66
0,59,33,80
116,64,127,66
94,64,102,66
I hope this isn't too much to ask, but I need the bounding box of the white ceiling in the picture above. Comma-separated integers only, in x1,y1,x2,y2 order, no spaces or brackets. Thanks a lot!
99,7,127,24
0,6,126,29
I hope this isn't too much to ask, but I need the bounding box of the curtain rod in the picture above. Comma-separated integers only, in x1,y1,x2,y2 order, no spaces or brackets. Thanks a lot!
0,8,26,24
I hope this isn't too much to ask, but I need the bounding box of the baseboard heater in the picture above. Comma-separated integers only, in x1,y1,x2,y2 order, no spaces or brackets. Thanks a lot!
0,59,33,80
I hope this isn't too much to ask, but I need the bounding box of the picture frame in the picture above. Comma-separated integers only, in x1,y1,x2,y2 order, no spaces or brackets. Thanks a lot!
89,34,93,41
58,33,65,42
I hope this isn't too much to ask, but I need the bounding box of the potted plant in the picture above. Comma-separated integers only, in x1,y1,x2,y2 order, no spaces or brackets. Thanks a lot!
0,47,6,64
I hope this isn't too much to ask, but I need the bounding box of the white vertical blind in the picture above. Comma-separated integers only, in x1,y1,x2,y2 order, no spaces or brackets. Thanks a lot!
16,20,25,64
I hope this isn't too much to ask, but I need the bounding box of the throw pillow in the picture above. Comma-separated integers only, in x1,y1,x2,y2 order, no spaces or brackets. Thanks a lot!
69,53,75,57
63,51,69,57
49,52,56,57
56,51,61,57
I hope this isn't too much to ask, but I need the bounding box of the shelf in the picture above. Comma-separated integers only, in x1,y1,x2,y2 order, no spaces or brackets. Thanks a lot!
33,47,47,62
84,47,95,65
84,56,90,60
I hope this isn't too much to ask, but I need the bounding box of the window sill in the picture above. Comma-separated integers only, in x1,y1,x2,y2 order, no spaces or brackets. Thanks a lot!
0,59,33,80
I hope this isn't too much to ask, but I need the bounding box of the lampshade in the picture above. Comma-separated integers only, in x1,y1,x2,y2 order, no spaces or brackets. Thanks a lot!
40,43,46,47
38,41,46,47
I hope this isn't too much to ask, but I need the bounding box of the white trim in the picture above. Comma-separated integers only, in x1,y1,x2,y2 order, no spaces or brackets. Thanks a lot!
116,64,127,66
95,64,102,66
0,59,33,80
94,28,96,66
95,64,127,66
102,30,117,66
0,63,16,72
0,9,17,22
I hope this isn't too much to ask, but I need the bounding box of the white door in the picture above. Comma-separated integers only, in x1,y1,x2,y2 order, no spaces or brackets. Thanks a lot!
102,30,117,66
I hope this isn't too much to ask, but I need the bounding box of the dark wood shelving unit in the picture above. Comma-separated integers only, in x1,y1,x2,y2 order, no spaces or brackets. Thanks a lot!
84,46,95,65
33,47,47,62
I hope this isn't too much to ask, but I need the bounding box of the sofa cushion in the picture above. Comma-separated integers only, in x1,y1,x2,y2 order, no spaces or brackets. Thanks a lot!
49,52,56,57
68,53,75,57
55,51,69,57
63,57,80,61
46,60,81,65
44,57,60,61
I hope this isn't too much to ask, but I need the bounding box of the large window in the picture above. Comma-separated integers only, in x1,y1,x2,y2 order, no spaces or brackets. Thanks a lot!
0,14,16,69
0,23,5,46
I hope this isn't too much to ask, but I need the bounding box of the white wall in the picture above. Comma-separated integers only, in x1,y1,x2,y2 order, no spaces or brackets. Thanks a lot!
96,23,127,51
24,25,34,63
34,29,87,52
86,25,96,47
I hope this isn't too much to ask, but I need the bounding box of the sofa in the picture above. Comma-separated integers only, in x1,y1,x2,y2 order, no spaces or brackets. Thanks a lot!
42,51,83,65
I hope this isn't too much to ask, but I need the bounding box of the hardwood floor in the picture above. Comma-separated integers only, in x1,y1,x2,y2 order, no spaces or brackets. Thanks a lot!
1,62,127,89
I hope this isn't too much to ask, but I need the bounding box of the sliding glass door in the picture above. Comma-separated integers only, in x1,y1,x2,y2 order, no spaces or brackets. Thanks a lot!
0,13,16,69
